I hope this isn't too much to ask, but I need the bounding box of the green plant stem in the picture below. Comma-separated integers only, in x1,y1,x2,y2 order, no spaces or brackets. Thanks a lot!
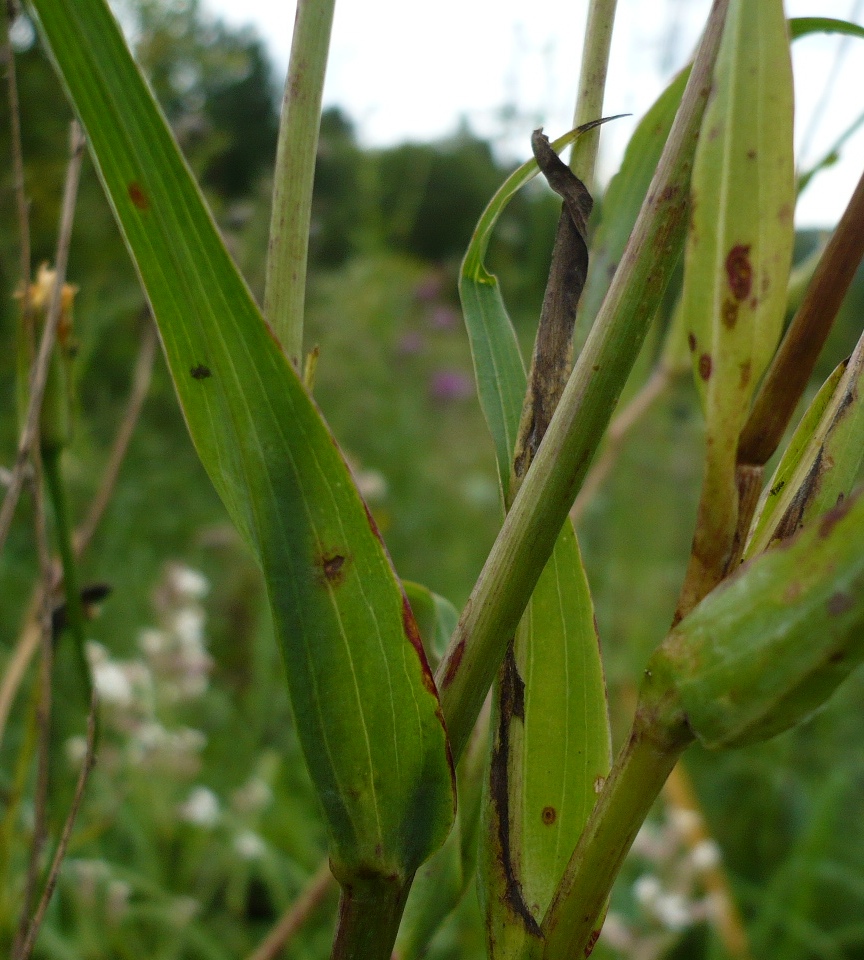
435,0,731,764
569,0,619,190
264,0,336,366
539,680,693,959
42,449,88,687
331,875,412,960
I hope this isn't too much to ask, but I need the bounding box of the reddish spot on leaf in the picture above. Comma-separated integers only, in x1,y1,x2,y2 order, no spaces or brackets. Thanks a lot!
827,592,854,616
584,929,601,957
401,595,438,697
190,364,211,380
128,182,149,210
441,637,465,690
541,806,557,825
698,353,713,380
688,332,697,352
725,245,753,301
360,498,385,547
721,298,739,329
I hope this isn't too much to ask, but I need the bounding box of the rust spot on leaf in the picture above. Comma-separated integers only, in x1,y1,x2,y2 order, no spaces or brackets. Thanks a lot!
440,637,465,690
747,148,757,160
827,592,854,616
698,354,712,380
541,806,557,825
721,298,738,329
190,364,211,380
739,361,751,389
128,182,149,210
584,929,601,957
318,552,347,585
725,244,753,301
688,332,697,352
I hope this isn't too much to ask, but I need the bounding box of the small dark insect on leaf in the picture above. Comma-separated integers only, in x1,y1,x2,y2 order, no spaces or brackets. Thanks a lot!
51,582,112,641
190,364,212,380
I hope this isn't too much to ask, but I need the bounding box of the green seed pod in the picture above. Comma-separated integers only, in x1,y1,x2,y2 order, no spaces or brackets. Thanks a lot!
650,489,864,749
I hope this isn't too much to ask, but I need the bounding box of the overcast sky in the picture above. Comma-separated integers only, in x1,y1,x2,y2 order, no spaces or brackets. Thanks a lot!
201,0,863,226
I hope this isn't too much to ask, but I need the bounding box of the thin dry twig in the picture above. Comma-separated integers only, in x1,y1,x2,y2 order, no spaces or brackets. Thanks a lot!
12,451,56,956
246,860,335,960
14,691,98,960
0,121,86,557
0,324,157,747
75,317,157,553
662,764,752,960
2,0,31,289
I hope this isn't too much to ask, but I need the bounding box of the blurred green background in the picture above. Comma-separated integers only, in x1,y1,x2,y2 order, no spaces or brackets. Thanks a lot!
2,2,864,958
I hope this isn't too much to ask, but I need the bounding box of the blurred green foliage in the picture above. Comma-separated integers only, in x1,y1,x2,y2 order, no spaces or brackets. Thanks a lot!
1,1,864,957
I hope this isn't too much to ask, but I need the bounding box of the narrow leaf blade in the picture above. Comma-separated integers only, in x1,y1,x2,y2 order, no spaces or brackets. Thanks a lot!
746,331,864,557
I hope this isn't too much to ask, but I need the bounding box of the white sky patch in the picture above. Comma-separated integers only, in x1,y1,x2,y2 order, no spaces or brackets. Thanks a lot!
201,0,863,226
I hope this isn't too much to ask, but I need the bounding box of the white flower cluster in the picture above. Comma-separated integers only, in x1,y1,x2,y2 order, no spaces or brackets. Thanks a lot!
600,803,726,959
70,564,213,776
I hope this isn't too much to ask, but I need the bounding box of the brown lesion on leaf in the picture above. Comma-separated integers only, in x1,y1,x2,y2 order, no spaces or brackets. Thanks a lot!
128,182,150,211
584,929,602,957
698,354,712,380
541,806,557,825
721,298,739,329
440,637,465,690
725,244,753,300
688,332,697,352
488,645,541,935
739,361,752,389
190,364,212,380
315,549,350,587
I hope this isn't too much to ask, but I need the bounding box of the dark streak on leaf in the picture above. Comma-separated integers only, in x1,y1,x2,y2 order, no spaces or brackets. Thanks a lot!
190,364,211,380
698,354,712,380
584,929,602,957
512,131,593,486
774,448,824,542
489,645,541,934
401,595,439,700
440,637,465,690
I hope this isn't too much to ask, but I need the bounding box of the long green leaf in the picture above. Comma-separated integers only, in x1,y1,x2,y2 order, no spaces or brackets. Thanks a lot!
788,16,864,41
460,129,610,958
679,0,795,598
29,0,455,891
